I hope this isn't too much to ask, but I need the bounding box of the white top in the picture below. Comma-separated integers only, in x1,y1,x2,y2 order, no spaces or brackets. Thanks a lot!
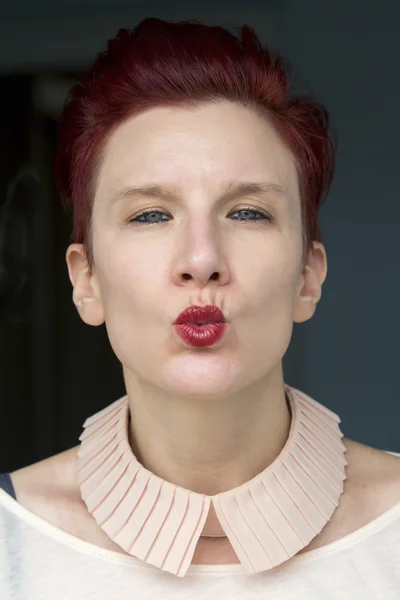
1,487,400,599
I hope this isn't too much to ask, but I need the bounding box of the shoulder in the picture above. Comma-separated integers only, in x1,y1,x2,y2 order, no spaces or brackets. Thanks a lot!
8,447,93,537
9,446,83,522
342,438,400,515
10,446,81,502
302,437,400,552
8,446,123,552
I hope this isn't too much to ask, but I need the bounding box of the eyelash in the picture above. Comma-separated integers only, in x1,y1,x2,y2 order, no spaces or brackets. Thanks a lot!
128,207,273,225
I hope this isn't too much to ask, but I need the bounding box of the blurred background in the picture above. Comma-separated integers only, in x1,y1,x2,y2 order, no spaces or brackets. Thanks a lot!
0,0,399,473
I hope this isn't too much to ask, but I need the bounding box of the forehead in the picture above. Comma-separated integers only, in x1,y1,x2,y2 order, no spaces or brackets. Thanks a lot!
94,101,299,203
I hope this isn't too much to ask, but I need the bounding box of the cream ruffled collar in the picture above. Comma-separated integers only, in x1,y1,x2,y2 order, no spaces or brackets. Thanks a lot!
77,384,347,577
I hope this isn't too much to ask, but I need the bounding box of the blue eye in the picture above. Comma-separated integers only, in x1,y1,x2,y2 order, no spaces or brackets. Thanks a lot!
130,210,169,224
229,208,272,222
128,208,272,225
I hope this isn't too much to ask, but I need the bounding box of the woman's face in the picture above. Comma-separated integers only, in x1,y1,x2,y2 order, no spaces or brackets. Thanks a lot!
68,101,325,398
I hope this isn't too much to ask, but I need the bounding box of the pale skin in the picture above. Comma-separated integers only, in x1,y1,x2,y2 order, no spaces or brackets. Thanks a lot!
10,101,400,565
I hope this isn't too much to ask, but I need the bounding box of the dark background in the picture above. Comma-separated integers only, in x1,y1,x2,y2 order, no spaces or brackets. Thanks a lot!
0,0,399,473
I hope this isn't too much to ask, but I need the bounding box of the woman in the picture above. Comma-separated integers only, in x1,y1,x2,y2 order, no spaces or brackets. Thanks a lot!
1,17,399,599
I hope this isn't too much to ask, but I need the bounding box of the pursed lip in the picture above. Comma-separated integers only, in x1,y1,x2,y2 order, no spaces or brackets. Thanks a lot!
173,305,226,325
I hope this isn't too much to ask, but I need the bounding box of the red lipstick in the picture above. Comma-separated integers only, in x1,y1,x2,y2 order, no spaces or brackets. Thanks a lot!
173,305,227,347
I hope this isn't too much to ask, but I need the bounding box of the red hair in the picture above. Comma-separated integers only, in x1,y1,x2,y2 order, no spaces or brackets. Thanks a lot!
54,17,335,267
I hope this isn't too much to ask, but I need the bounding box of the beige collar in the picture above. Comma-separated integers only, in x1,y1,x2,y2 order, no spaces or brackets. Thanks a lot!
77,384,347,577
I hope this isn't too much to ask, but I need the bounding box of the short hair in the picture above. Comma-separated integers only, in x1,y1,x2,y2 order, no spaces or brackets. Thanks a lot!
54,17,335,268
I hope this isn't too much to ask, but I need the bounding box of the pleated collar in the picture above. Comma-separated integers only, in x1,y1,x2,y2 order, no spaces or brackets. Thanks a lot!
77,384,347,577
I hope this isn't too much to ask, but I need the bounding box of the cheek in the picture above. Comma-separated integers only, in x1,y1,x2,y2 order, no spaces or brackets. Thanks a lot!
94,247,166,358
99,258,155,316
245,246,300,309
241,252,300,343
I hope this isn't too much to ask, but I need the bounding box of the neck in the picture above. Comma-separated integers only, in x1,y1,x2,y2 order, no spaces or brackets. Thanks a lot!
76,380,347,573
124,366,291,497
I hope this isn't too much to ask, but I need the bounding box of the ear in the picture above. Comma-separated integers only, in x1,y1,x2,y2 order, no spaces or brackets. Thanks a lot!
293,241,328,324
65,244,105,326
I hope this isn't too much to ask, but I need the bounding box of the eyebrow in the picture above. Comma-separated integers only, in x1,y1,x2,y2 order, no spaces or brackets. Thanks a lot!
109,180,286,206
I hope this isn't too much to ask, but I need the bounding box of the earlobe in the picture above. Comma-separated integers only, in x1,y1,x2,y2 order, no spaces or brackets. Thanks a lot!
75,297,105,327
65,243,105,326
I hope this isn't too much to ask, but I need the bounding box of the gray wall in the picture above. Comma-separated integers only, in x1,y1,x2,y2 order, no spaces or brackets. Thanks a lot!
0,1,279,73
280,0,400,450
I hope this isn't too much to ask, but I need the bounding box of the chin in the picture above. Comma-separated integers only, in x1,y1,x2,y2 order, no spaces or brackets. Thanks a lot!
163,354,244,399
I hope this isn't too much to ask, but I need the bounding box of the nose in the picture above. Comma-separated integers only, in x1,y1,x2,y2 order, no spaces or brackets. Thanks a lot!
181,269,220,285
175,258,230,289
171,221,231,289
